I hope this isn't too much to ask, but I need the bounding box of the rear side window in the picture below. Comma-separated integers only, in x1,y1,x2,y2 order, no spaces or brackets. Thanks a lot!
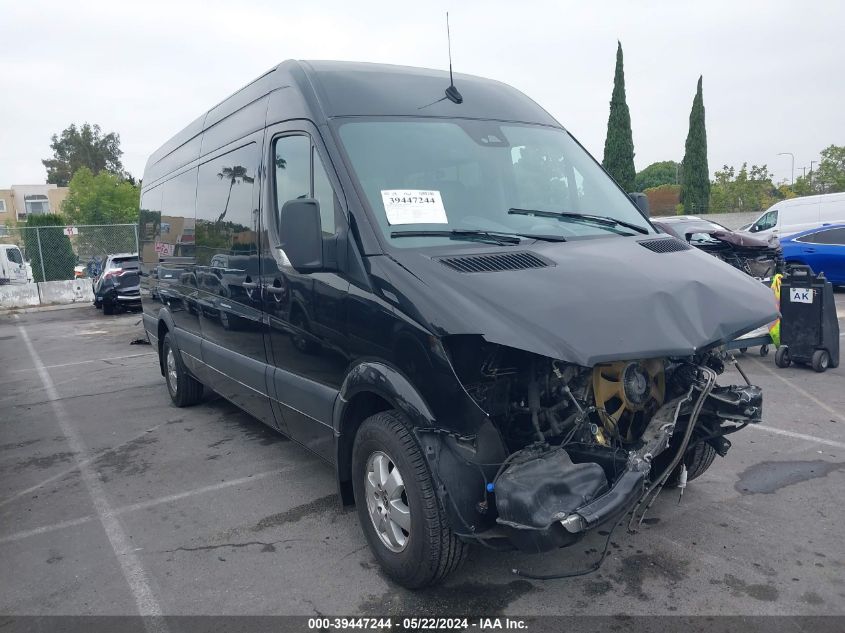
6,247,23,264
113,257,139,268
802,228,845,245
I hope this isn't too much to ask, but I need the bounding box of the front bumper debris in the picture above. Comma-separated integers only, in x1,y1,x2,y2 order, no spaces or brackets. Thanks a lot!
492,378,762,553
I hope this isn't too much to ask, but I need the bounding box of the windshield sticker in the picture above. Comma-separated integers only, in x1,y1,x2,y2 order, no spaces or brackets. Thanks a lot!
381,190,447,225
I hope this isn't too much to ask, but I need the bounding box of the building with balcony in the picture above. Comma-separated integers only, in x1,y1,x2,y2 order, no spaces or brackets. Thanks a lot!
0,184,69,229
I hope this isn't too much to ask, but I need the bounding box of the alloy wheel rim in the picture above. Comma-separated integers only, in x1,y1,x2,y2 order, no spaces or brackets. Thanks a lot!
364,450,410,552
166,348,178,394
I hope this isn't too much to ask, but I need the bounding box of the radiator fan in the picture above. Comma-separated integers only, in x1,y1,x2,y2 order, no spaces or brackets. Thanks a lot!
592,359,666,443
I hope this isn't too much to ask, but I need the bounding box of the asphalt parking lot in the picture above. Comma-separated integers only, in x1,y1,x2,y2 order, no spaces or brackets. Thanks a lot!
1,300,844,619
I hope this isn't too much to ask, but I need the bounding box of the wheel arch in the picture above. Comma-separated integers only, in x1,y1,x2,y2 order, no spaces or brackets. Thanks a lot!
333,361,437,506
156,308,177,377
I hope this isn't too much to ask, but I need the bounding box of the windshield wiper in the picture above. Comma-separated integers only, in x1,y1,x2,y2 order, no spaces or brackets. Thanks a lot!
390,229,522,245
508,208,650,235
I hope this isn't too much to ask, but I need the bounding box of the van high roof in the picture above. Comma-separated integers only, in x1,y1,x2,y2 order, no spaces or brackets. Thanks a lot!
143,60,559,189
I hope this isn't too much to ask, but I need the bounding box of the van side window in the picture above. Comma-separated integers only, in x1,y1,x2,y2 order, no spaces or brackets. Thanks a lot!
313,149,337,236
7,247,23,264
754,209,777,232
274,136,310,215
195,143,259,269
274,136,340,236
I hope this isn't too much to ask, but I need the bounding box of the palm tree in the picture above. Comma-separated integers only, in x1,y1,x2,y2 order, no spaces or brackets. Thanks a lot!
216,165,254,222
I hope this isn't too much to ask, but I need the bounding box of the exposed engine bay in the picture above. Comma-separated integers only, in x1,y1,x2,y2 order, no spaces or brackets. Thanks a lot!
444,337,763,554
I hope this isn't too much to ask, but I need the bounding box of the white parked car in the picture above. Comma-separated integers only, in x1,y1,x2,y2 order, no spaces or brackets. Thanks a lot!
744,192,845,240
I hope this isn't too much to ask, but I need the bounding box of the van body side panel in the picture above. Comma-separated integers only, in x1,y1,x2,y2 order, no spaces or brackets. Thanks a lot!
159,168,201,358
195,124,272,424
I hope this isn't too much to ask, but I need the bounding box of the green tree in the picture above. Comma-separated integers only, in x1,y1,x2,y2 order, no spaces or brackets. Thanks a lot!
709,163,779,213
23,214,76,282
635,161,680,191
815,144,845,193
602,42,636,192
680,76,710,213
42,123,125,186
61,167,140,225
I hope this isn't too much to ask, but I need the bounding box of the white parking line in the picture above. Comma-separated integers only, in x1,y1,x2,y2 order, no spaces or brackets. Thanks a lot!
10,352,156,372
17,324,165,626
747,357,844,424
0,467,292,546
749,424,845,449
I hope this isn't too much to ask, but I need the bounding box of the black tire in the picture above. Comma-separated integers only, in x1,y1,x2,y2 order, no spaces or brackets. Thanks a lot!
351,410,467,588
664,441,718,488
760,345,770,357
811,349,830,373
102,298,115,315
162,332,203,407
739,347,748,354
775,346,791,368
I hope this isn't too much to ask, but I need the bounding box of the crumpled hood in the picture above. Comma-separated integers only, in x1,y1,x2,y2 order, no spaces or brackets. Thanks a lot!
380,235,780,367
708,230,779,250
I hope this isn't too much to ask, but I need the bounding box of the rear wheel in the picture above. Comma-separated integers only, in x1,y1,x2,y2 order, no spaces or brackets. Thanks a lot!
162,333,203,407
811,349,830,373
351,410,467,588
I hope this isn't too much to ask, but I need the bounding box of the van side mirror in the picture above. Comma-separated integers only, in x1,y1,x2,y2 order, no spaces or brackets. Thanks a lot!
279,198,327,273
628,192,650,217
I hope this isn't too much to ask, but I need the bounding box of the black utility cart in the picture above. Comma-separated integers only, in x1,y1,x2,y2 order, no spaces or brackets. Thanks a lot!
775,266,840,372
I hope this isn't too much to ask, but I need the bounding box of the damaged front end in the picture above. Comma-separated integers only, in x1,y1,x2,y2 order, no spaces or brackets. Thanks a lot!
441,338,762,554
691,230,784,281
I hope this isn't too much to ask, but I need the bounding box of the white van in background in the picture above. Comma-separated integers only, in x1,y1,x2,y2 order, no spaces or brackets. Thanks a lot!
0,244,30,284
745,192,845,240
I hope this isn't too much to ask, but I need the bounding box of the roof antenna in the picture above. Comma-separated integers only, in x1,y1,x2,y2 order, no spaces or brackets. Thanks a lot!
444,12,463,104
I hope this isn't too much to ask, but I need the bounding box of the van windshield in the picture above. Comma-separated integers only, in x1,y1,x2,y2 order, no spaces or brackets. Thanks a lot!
336,119,653,247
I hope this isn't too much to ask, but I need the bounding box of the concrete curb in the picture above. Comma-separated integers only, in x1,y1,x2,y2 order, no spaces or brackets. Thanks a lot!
0,302,93,315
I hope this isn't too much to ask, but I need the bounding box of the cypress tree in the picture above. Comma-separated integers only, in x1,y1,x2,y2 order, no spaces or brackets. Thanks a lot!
680,76,710,213
602,41,636,192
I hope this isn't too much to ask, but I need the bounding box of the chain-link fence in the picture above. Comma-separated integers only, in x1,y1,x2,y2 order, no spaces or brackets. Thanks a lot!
0,224,138,282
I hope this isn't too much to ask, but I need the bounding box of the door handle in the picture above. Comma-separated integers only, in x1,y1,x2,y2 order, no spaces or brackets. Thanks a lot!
265,286,285,295
803,248,816,253
241,281,258,289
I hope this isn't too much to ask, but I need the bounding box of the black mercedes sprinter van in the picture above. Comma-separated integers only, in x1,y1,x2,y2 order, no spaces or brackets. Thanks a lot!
139,60,777,588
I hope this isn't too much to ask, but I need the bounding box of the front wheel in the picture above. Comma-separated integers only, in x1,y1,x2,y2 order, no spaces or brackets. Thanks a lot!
663,441,718,488
775,346,791,368
162,333,203,407
351,410,467,588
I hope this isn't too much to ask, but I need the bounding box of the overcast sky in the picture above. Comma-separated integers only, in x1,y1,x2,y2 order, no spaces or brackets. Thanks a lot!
1,0,842,188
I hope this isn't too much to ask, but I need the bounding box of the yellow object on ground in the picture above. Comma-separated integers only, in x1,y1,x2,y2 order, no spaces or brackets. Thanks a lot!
769,273,783,347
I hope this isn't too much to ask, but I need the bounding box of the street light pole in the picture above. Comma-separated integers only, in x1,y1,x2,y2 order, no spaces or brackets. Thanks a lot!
777,152,794,184
797,166,807,179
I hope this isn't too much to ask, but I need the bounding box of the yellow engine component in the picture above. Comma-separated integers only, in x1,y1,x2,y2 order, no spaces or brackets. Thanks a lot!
592,359,666,442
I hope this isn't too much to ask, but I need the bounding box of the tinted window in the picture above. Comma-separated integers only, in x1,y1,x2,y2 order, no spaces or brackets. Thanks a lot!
273,136,340,236
161,169,198,258
274,136,310,214
113,256,139,268
313,149,337,235
6,247,22,264
809,228,845,245
195,143,259,268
